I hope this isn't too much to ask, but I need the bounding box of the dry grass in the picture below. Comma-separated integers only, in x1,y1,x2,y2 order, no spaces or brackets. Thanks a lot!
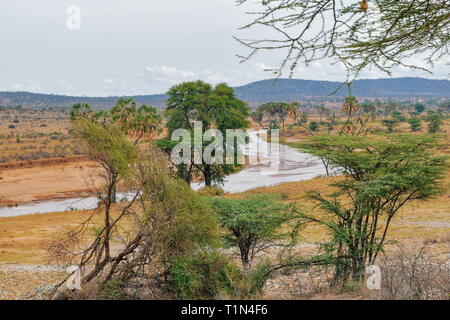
0,109,79,162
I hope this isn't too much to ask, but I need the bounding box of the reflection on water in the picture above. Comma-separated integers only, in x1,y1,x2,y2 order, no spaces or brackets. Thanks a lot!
0,130,327,217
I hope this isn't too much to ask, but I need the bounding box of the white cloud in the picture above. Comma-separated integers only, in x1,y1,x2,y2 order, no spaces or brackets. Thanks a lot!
145,65,238,85
146,66,195,80
254,63,279,74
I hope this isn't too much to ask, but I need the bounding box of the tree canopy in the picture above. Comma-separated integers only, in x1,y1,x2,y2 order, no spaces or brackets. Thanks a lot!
163,81,251,186
237,0,449,79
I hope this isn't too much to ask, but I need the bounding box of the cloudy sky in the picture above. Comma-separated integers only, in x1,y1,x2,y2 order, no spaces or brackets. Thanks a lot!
0,0,448,96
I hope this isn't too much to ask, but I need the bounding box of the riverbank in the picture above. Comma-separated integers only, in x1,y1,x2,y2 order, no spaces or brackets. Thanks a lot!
0,161,102,206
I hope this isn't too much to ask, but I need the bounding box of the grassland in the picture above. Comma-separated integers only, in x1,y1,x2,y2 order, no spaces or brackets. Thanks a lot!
0,108,79,163
0,109,448,299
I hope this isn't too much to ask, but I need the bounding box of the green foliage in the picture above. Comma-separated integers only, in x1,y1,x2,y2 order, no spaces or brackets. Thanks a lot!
169,252,269,300
415,103,426,114
70,103,93,120
250,110,265,127
197,186,225,197
72,119,137,178
164,81,250,186
134,148,219,260
381,119,400,132
166,81,250,134
110,98,162,141
169,252,238,300
208,195,294,270
100,280,126,300
237,1,449,77
71,99,161,144
343,280,365,293
255,102,297,132
407,117,422,132
296,134,448,281
391,111,406,122
308,121,319,132
426,114,443,133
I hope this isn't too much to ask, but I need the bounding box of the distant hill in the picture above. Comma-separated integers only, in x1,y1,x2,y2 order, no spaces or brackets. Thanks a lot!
0,92,168,110
0,77,448,109
234,77,450,102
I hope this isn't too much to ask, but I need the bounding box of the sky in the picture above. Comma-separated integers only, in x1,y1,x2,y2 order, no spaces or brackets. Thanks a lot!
0,0,448,97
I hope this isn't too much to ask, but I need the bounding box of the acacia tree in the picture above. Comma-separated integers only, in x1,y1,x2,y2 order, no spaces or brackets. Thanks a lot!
163,80,250,187
296,134,447,283
255,102,298,134
208,195,294,271
236,0,449,79
316,105,330,122
251,109,265,127
50,120,218,299
407,117,422,132
382,118,400,132
427,113,444,133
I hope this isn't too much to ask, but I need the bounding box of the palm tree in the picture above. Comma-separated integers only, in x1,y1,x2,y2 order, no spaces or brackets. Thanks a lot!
129,105,162,144
110,98,138,132
70,103,94,120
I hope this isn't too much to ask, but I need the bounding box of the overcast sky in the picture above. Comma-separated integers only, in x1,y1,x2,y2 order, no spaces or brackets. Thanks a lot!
0,0,448,96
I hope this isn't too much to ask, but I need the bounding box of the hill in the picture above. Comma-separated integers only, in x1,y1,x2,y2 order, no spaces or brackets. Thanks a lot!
234,77,450,102
0,77,448,109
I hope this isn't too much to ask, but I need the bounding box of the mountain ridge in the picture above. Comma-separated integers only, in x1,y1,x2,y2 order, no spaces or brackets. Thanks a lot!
0,77,448,109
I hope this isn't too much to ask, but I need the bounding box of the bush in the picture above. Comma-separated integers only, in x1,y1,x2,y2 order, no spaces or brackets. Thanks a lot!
198,186,225,197
169,252,237,300
100,279,126,300
378,244,450,300
169,252,269,300
208,194,293,270
391,112,406,122
427,114,443,133
309,121,319,132
407,117,422,132
381,119,400,132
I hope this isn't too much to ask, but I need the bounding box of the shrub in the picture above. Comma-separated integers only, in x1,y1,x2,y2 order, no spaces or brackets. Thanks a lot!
100,279,126,300
309,121,319,132
169,252,236,300
208,194,294,270
197,186,225,197
378,244,450,300
169,252,269,300
407,117,422,132
381,119,400,132
391,112,406,122
427,114,443,133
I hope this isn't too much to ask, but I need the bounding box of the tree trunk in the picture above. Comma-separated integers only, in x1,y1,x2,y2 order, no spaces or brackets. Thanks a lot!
203,165,212,187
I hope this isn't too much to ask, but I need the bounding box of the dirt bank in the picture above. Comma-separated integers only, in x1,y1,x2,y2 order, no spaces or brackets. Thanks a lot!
0,160,103,205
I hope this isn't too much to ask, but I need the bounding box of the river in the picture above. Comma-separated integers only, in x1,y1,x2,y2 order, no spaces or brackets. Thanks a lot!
0,130,327,218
